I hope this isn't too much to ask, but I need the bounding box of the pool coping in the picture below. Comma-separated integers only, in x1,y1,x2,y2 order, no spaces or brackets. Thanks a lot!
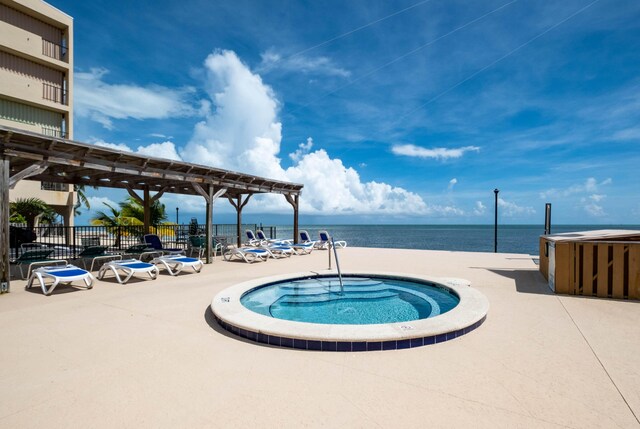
211,270,489,351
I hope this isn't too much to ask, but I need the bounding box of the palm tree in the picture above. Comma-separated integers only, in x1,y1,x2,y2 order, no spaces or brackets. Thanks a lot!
74,184,96,216
10,198,56,229
119,196,168,225
90,202,142,248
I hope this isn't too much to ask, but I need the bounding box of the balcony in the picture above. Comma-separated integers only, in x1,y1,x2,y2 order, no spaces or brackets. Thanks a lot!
41,38,68,62
41,126,67,139
41,182,69,192
42,82,67,105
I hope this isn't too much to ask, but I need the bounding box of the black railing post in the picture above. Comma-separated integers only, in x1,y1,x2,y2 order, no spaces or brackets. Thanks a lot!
72,224,76,253
544,203,552,235
494,188,499,253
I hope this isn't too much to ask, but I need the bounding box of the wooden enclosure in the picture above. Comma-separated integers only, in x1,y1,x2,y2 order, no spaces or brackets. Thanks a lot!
540,231,640,300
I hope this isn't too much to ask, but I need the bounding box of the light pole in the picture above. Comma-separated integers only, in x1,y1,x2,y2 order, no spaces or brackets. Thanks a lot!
544,203,552,235
494,189,499,253
176,207,179,225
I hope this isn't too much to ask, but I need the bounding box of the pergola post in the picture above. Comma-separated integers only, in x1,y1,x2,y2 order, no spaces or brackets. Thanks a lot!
284,193,300,244
1,157,10,293
143,186,151,234
228,194,252,247
192,183,226,264
126,185,167,236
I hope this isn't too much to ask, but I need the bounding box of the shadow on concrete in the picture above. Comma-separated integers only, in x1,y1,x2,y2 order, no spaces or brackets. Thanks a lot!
478,268,640,303
471,267,553,296
203,305,287,350
24,283,85,295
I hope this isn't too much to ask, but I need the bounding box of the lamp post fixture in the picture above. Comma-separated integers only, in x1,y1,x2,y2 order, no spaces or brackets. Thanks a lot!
494,188,499,253
176,207,179,225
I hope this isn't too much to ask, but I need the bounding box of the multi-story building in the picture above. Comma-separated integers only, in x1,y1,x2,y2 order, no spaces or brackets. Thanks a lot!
0,0,75,226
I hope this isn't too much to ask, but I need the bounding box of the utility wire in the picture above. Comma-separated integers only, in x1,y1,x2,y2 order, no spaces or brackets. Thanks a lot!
396,0,601,125
265,0,436,70
290,0,518,114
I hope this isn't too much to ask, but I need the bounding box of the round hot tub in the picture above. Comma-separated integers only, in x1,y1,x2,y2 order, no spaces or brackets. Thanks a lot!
212,271,488,352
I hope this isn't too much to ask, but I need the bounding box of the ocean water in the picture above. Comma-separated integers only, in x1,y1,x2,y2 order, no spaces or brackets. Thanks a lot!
273,225,640,255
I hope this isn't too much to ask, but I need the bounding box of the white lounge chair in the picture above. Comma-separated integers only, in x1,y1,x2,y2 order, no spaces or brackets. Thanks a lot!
245,230,261,247
26,264,94,296
264,243,294,258
152,255,204,276
290,242,315,255
97,259,159,284
298,230,316,245
316,230,347,249
256,229,291,245
223,247,270,263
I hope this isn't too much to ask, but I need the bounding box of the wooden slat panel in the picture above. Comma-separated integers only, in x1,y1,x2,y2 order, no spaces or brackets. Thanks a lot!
630,245,640,300
597,244,609,298
555,243,570,294
568,243,576,295
582,243,593,296
612,245,625,299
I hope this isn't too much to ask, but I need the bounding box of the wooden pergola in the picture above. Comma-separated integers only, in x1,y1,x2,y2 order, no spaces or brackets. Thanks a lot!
0,125,303,292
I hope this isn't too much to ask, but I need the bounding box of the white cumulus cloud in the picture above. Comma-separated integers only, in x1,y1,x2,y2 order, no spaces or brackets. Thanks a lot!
391,144,480,160
540,177,612,199
75,68,198,129
448,178,458,190
539,177,612,217
498,198,535,217
180,50,429,215
87,196,119,211
473,201,486,216
91,138,182,162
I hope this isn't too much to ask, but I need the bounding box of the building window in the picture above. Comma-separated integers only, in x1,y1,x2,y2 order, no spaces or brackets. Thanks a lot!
41,182,69,192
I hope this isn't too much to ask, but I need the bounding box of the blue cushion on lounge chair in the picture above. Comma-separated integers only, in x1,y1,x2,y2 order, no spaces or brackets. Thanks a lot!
144,234,183,253
27,264,94,296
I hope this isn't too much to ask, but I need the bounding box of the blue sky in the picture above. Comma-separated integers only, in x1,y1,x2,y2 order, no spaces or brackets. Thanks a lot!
50,0,640,225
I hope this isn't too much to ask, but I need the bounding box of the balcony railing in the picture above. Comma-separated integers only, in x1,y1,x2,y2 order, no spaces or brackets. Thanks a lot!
42,82,67,105
41,182,69,192
41,126,67,139
42,38,67,61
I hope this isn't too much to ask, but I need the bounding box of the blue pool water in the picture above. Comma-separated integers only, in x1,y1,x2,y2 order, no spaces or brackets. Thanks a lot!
240,276,460,325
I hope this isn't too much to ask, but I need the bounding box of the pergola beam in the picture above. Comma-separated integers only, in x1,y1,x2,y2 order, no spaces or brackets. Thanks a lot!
0,125,303,293
9,162,48,189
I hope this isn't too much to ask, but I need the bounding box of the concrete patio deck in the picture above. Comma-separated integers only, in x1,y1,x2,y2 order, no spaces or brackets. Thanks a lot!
1,248,638,428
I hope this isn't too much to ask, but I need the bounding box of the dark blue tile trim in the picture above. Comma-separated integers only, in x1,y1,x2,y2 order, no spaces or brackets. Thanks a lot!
321,341,337,351
213,314,486,352
397,339,411,349
307,340,321,351
367,342,382,351
336,342,351,352
352,342,367,352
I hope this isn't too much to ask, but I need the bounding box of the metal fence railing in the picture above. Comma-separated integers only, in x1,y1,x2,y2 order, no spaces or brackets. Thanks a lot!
9,223,277,260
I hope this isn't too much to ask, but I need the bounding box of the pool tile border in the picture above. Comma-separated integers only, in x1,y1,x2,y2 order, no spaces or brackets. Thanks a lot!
215,314,486,352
